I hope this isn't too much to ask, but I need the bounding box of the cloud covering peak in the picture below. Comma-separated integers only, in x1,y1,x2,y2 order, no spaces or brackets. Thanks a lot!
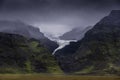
0,0,120,37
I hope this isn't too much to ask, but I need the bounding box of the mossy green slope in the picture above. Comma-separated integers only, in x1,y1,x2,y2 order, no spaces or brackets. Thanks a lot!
0,32,62,73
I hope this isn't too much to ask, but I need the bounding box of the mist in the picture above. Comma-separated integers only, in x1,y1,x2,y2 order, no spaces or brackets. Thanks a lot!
0,0,120,37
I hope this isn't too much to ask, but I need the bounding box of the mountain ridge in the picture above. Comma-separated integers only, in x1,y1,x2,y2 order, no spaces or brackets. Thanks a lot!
59,26,93,40
0,20,58,52
55,10,120,75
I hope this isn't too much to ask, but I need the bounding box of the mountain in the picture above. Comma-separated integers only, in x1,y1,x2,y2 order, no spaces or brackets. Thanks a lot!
55,10,120,75
59,26,93,40
0,20,58,52
0,32,62,73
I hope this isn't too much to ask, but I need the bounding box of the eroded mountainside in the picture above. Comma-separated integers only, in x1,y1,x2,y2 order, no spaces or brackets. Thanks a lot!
55,10,120,75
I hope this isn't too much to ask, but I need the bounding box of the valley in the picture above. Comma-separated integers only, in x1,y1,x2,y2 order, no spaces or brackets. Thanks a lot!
0,10,120,76
0,0,120,80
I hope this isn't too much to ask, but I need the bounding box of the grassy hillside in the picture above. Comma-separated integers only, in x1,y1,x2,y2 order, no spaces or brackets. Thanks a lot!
0,32,62,74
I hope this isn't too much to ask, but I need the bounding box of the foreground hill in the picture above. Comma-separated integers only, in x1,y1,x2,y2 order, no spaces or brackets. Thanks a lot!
55,10,120,75
0,32,61,73
0,21,58,52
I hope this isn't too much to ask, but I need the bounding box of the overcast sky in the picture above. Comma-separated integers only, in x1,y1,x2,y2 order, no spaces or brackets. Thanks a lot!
0,0,120,37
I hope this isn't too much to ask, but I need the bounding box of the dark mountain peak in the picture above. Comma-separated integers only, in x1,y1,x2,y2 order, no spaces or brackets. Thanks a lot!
56,10,120,74
110,10,120,16
96,10,120,26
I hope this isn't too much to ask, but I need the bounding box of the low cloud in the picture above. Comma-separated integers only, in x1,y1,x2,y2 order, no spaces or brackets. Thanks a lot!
0,0,120,37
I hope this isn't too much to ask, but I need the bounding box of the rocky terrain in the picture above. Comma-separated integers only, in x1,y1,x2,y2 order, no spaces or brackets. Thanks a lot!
55,10,120,75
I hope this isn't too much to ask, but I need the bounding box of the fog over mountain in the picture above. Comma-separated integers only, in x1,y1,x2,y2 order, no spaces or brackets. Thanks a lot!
0,0,120,75
0,0,120,37
0,20,58,52
59,26,93,40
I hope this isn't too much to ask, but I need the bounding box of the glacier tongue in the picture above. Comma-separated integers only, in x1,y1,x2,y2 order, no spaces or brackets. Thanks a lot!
52,39,77,55
42,33,77,55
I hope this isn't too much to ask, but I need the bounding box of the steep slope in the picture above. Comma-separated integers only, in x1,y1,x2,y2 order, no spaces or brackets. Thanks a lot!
55,10,120,75
0,20,58,52
59,26,92,40
0,32,62,73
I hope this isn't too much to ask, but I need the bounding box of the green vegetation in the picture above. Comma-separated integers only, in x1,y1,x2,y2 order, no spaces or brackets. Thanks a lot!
0,33,62,74
74,66,94,74
0,74,119,80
